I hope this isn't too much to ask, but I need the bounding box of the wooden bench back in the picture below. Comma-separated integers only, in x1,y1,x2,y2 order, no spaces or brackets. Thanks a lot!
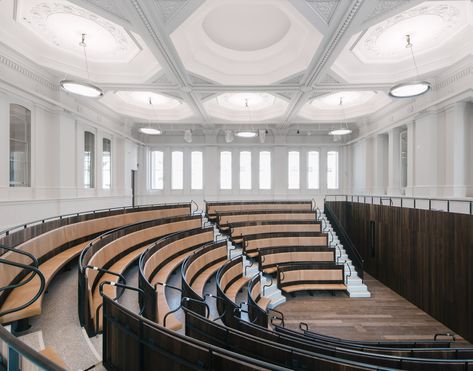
218,261,243,293
261,251,334,267
220,212,316,226
185,244,228,283
231,222,320,237
86,218,201,289
0,206,190,290
143,230,214,280
246,235,327,251
277,263,344,287
207,201,312,217
250,279,261,302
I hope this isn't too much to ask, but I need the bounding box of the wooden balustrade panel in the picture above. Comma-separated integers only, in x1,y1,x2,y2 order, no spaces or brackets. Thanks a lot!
326,200,473,343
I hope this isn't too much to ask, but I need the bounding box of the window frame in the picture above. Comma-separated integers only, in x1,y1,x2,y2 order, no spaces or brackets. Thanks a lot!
102,137,112,190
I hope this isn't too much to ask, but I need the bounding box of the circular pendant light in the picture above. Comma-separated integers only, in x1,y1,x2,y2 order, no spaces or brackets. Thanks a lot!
389,81,431,98
139,127,161,135
236,131,257,138
389,35,431,99
329,128,352,136
60,80,103,98
60,34,103,98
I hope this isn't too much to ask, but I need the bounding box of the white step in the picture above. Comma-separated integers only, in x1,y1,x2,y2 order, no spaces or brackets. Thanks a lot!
267,293,286,309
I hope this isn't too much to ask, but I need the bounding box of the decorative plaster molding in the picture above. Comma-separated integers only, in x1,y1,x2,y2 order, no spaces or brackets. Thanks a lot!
368,0,413,20
434,65,473,91
305,0,340,24
0,54,58,91
82,0,129,22
155,0,192,24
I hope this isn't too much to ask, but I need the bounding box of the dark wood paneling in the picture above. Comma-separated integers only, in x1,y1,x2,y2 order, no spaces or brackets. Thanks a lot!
326,201,473,343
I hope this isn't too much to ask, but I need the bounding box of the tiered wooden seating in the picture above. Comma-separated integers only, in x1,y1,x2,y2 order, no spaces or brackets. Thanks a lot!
206,200,313,221
243,231,328,258
139,228,214,331
277,262,347,294
216,210,317,232
181,241,228,315
258,246,335,274
0,203,191,326
81,215,201,334
247,274,270,327
228,220,321,244
216,257,249,327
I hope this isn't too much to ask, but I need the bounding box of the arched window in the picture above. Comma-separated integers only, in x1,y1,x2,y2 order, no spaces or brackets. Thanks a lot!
102,138,112,189
10,104,31,187
84,131,95,188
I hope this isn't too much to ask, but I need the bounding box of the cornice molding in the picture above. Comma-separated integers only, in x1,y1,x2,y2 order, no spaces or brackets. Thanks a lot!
0,54,58,91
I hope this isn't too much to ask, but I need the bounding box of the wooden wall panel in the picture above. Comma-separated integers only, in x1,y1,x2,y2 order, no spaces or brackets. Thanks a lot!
326,201,473,343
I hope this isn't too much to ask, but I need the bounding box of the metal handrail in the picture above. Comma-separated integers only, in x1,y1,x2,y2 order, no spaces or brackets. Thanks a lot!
244,259,254,276
190,200,199,214
99,281,145,316
181,297,210,318
204,293,227,322
267,307,285,327
0,259,46,318
0,245,40,291
325,194,473,215
344,260,352,285
262,276,273,296
434,333,456,341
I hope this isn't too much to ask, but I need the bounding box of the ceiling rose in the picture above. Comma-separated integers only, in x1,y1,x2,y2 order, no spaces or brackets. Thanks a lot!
353,2,462,62
311,91,376,110
202,3,291,51
18,0,140,63
116,91,181,110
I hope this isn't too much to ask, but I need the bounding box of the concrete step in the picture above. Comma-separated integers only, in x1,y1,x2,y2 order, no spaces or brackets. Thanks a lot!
267,294,286,309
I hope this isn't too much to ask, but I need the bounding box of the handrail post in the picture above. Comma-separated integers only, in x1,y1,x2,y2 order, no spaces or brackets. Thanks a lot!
8,345,20,371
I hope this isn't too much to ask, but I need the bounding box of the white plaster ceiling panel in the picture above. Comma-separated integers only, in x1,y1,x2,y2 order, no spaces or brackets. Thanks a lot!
204,92,288,122
298,91,391,121
170,0,324,85
0,0,161,82
331,1,473,83
100,91,194,121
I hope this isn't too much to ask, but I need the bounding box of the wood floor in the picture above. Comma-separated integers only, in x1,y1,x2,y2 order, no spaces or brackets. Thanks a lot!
277,273,468,343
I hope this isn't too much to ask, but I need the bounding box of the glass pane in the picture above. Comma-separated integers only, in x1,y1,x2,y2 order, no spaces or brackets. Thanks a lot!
102,138,111,189
191,151,203,190
84,131,95,188
327,151,339,189
220,151,232,190
259,151,271,190
150,151,163,190
400,130,408,189
239,151,252,190
171,151,183,190
9,104,31,187
307,151,319,189
288,151,300,189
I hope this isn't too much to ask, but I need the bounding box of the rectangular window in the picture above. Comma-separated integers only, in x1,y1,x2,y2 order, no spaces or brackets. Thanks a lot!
327,151,339,189
259,151,271,190
239,151,252,190
9,104,31,187
102,138,112,189
400,130,408,189
220,151,232,190
191,151,203,190
84,131,95,188
150,151,164,190
171,151,183,190
288,151,300,189
307,151,319,189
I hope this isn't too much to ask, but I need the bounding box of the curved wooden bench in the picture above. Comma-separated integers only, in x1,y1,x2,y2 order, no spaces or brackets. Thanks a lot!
216,210,317,231
248,274,270,311
206,200,313,221
229,220,321,244
140,228,214,331
258,246,335,274
81,215,201,334
243,232,328,258
1,203,191,326
277,263,347,295
183,242,228,298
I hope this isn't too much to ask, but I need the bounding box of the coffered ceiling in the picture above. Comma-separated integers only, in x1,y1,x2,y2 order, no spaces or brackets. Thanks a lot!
1,0,472,138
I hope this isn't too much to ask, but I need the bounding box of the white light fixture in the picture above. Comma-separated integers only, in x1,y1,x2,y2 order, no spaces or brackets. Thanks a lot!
389,35,431,98
224,130,234,143
139,127,161,135
329,128,352,136
329,97,352,136
236,131,257,138
60,34,103,98
184,129,192,143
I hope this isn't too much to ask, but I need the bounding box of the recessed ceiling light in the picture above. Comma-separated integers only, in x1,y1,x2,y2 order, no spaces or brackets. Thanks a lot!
139,127,162,135
236,131,257,138
389,81,431,98
329,129,352,136
60,80,103,98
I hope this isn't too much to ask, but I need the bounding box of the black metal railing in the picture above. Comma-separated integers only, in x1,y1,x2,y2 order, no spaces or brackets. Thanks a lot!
324,202,364,281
